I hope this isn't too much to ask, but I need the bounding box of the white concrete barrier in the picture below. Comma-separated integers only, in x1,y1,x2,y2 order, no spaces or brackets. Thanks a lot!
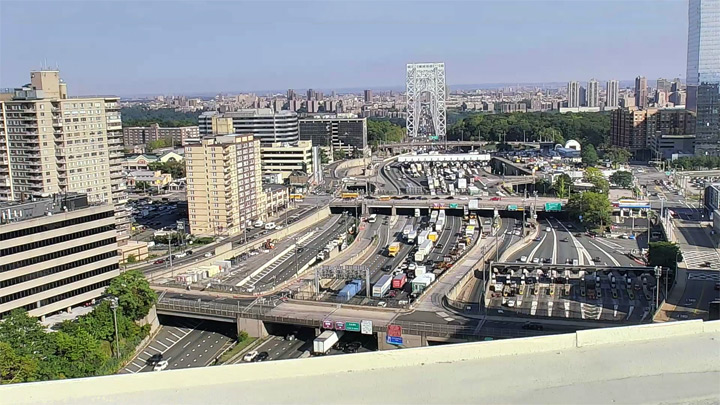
575,319,708,347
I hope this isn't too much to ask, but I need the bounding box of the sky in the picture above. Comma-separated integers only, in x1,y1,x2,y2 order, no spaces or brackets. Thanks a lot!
0,0,689,96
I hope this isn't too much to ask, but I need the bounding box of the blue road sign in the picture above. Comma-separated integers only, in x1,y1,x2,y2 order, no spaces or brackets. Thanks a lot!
386,336,403,345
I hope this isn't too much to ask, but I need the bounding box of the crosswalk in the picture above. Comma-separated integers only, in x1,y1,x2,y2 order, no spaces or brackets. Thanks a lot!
681,249,720,270
687,271,720,282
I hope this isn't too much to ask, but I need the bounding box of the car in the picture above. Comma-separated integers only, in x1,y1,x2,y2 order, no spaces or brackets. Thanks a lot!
147,353,163,366
545,227,551,232
154,259,165,264
383,264,392,272
204,252,213,258
243,351,258,362
593,256,601,262
186,250,193,255
343,342,361,353
254,352,269,362
531,258,540,264
153,360,169,371
436,243,443,249
520,255,528,263
533,237,542,242
561,237,569,242
389,290,397,298
567,224,573,228
490,197,501,201
542,257,552,264
377,301,387,308
521,322,544,331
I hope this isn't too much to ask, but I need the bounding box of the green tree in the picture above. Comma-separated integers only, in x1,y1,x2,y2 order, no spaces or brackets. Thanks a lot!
648,242,683,269
105,270,157,321
53,329,108,378
0,341,38,384
581,144,599,167
120,106,198,128
609,170,634,188
604,146,631,165
135,181,150,191
146,139,173,152
126,254,137,264
319,149,329,164
148,160,185,178
333,149,346,162
553,173,572,198
367,119,406,143
585,167,610,194
567,192,612,228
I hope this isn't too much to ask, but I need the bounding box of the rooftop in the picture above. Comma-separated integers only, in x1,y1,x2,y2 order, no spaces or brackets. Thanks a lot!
0,193,90,225
2,320,718,404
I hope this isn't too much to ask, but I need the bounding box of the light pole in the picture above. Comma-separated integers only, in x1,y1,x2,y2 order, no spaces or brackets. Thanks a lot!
654,266,661,310
110,297,120,359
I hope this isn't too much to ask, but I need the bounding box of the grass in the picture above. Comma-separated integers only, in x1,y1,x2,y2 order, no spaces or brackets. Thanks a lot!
217,337,257,364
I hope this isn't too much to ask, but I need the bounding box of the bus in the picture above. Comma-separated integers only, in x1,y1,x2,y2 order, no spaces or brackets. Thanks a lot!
378,195,391,201
368,214,378,223
340,192,359,200
289,193,304,202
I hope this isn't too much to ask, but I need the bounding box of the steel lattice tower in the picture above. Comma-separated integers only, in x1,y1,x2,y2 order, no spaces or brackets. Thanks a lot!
406,63,446,140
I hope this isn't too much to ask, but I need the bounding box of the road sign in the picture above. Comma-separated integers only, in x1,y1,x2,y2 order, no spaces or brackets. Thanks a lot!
387,324,402,337
345,322,360,332
322,320,333,329
360,320,373,335
507,205,518,211
335,321,346,331
545,202,562,212
386,336,403,345
449,203,458,209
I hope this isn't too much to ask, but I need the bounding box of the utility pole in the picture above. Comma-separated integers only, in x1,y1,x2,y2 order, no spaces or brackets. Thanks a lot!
110,298,120,358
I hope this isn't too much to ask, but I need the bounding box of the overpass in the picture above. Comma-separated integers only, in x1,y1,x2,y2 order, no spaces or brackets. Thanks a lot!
329,196,567,216
4,320,718,404
377,140,550,152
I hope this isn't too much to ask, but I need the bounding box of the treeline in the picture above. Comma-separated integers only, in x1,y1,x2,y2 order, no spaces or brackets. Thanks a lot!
447,111,611,147
0,271,156,384
121,106,199,127
670,156,720,170
367,119,406,144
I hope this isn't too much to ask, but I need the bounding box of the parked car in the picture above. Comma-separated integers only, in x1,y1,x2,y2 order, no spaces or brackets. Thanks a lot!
243,351,258,362
154,259,165,264
254,352,269,362
153,360,169,371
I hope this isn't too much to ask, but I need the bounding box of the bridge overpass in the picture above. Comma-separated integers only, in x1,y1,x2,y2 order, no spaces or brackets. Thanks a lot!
377,140,551,152
5,320,718,404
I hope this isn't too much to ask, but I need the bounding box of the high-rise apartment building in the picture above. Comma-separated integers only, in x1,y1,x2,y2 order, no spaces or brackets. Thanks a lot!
611,107,696,158
198,109,299,145
635,76,648,109
122,123,199,148
287,89,296,101
687,0,720,110
307,89,316,101
657,78,672,95
567,81,580,108
695,83,720,155
185,135,263,236
0,70,129,244
0,193,119,320
606,80,620,108
299,116,367,155
307,100,319,113
586,79,599,108
364,90,373,104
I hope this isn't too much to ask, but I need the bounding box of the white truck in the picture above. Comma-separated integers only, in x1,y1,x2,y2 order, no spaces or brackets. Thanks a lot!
403,225,414,239
407,230,417,244
313,330,342,355
414,208,421,218
418,230,430,245
373,274,393,298
435,217,445,232
415,239,433,262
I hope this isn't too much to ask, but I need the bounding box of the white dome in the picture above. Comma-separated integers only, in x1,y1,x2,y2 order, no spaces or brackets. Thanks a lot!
564,140,581,151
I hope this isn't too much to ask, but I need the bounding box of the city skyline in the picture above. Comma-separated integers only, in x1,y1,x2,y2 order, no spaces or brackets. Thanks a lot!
0,1,688,96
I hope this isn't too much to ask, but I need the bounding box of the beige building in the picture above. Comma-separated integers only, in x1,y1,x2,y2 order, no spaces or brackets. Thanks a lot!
185,135,263,236
0,70,130,244
122,123,199,148
260,140,313,179
0,194,119,320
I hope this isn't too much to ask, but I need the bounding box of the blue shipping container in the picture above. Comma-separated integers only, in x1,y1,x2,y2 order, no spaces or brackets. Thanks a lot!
337,283,359,303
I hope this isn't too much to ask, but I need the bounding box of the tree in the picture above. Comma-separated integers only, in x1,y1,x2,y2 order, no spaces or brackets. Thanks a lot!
648,242,683,269
105,270,157,321
581,144,599,167
135,181,150,191
319,149,329,164
585,167,610,194
604,146,631,165
120,106,198,128
367,119,406,143
567,192,612,228
553,173,572,198
146,139,173,152
610,170,634,188
53,329,108,378
149,160,185,178
0,342,38,384
333,149,346,162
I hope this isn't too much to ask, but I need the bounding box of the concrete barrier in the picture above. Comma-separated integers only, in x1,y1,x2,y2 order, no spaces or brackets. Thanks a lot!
575,319,709,347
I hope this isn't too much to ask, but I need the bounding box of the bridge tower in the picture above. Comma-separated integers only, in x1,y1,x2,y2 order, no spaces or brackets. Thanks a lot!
406,63,447,141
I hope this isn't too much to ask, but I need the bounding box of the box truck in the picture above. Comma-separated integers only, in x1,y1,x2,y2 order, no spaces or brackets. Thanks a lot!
373,274,393,298
387,242,401,257
313,330,342,355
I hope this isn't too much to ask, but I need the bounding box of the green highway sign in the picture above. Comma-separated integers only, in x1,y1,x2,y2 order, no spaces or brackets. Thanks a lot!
449,203,458,208
345,322,361,332
545,202,562,212
507,205,518,211
429,135,439,141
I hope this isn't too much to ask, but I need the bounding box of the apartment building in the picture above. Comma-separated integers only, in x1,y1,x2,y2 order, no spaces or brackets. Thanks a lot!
611,107,696,158
0,70,129,244
185,135,263,236
122,123,199,148
298,115,367,155
260,140,313,179
198,109,299,145
0,193,119,320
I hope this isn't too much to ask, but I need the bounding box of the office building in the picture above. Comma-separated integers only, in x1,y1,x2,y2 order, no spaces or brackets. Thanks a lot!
287,89,296,100
198,109,299,145
586,79,599,108
364,90,373,104
299,116,367,155
650,134,696,160
307,89,316,101
0,194,119,320
260,140,313,179
184,135,263,236
695,83,720,155
635,76,648,109
567,81,580,108
657,78,672,95
579,86,587,107
606,80,619,108
122,123,199,148
687,0,720,110
611,107,696,158
0,70,129,244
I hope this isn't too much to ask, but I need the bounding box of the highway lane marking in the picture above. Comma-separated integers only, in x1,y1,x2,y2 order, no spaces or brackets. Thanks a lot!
626,305,634,320
550,220,558,264
527,233,546,261
588,240,621,266
564,302,570,318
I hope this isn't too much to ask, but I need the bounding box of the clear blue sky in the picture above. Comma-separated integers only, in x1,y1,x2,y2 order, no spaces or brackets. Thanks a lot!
0,0,688,96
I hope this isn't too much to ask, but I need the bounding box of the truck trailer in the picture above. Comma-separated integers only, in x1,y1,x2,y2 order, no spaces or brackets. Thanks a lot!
373,275,393,298
313,330,342,355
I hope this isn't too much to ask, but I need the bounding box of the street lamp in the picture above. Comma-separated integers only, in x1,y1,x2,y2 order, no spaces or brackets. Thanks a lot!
109,297,120,359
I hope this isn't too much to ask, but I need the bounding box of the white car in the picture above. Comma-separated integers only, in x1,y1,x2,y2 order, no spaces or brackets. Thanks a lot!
204,252,213,258
153,360,169,371
531,258,540,264
520,255,528,263
243,351,258,362
377,301,387,308
545,227,551,232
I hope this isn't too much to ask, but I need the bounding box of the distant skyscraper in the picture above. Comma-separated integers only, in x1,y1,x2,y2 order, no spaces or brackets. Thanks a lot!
567,81,580,108
695,83,720,155
316,91,324,101
364,89,373,103
306,88,315,101
579,86,587,107
606,80,619,108
587,79,599,108
687,0,720,110
635,76,648,109
287,89,296,100
657,78,672,94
